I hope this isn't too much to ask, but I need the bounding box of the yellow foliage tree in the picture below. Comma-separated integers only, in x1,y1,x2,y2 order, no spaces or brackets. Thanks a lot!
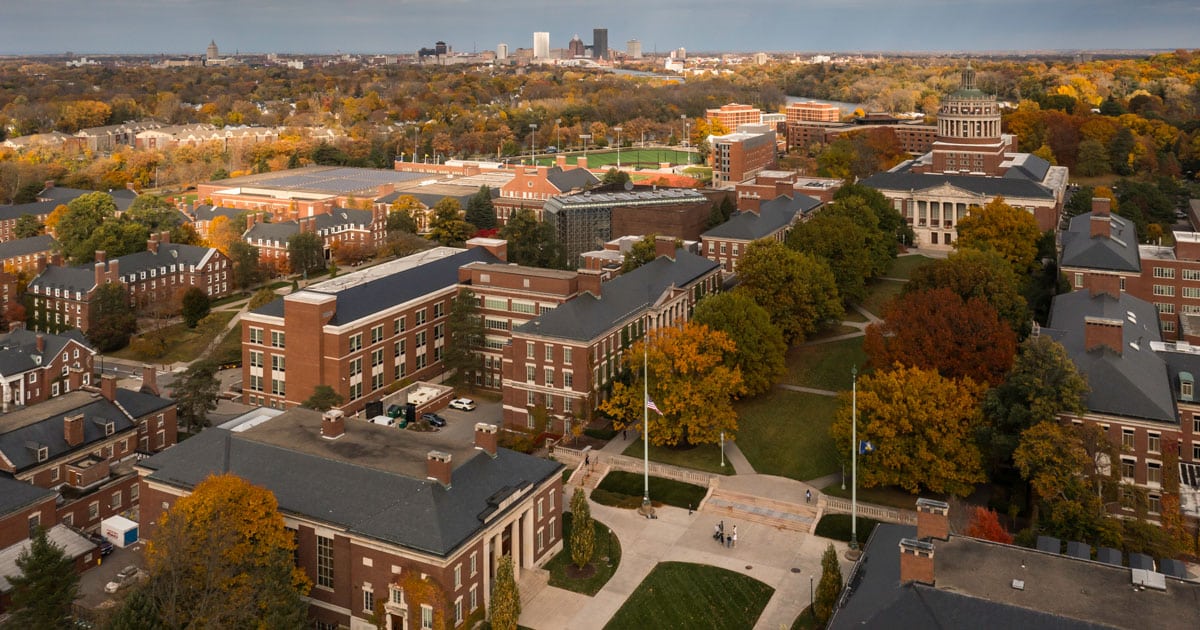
205,214,245,256
599,323,744,446
955,197,1042,275
44,204,68,237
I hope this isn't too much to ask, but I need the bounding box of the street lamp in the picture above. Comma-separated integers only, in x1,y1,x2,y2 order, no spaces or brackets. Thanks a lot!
680,114,687,146
529,123,538,164
580,133,591,158
719,431,725,468
613,126,623,169
555,118,562,151
851,364,859,550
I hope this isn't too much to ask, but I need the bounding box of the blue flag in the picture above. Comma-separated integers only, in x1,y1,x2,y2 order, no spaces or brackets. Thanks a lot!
859,440,874,455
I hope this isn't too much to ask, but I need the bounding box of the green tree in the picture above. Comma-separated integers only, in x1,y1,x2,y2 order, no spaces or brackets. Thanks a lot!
14,214,43,238
1014,421,1119,544
427,198,475,246
5,526,79,630
387,195,422,234
788,212,876,306
955,197,1043,275
125,194,180,229
831,364,987,497
57,191,118,264
569,488,595,570
736,239,843,344
248,287,278,310
499,207,564,268
813,543,843,625
142,474,311,629
107,587,168,630
601,168,631,186
180,286,211,328
173,360,221,433
86,218,151,259
980,336,1088,474
301,384,344,411
621,234,660,273
228,240,264,290
287,231,325,276
489,555,521,630
834,182,911,247
1075,139,1110,177
464,185,497,231
87,283,137,351
1108,127,1135,175
444,288,485,387
691,290,786,397
907,248,1030,337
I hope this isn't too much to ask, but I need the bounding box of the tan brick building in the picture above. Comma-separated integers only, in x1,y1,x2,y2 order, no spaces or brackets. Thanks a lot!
705,103,763,132
785,101,840,123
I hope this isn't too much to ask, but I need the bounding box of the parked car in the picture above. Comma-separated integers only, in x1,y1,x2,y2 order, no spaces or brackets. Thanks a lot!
449,398,477,411
104,566,140,593
421,412,447,427
88,533,114,556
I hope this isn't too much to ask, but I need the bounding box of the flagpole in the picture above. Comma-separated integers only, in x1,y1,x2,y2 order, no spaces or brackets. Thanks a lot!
643,341,650,507
851,364,858,550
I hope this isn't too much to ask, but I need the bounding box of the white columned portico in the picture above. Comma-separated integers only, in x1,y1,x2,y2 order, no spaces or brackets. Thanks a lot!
510,518,521,581
522,508,535,568
482,535,492,610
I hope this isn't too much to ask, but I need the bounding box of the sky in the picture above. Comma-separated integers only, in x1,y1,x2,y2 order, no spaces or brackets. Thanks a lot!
2,0,1200,55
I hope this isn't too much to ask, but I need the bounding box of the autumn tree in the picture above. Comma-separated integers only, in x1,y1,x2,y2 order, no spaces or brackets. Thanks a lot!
569,488,595,570
831,364,987,497
499,207,564,269
205,214,246,256
387,195,422,234
248,287,278,310
464,185,497,231
427,197,474,246
180,286,211,328
87,283,137,351
691,290,786,397
14,214,43,238
600,324,744,447
788,210,878,306
173,360,222,433
621,234,660,273
287,231,325,276
813,543,842,626
5,526,79,629
444,288,485,387
1159,446,1197,556
736,239,843,344
489,555,521,630
954,197,1043,275
301,385,344,411
864,288,1017,386
906,248,1030,337
1014,421,1120,545
57,191,118,264
140,474,311,628
228,240,265,290
964,507,1014,544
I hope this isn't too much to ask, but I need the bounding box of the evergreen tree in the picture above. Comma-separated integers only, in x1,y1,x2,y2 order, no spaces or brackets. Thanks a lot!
489,555,521,630
6,526,79,630
287,231,325,276
172,359,221,433
443,288,485,387
813,543,843,625
301,385,344,411
180,286,211,328
499,208,564,269
570,488,595,569
464,185,497,230
87,283,137,351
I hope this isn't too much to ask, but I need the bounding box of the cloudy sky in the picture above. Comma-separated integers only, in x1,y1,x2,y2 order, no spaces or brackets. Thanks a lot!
2,0,1199,55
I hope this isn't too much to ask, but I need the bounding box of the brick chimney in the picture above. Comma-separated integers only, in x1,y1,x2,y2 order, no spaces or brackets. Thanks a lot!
578,269,603,297
739,192,761,214
64,413,84,447
899,538,936,585
427,450,453,487
916,498,950,541
775,180,793,198
577,156,588,170
36,255,46,272
474,423,498,457
321,409,345,439
147,233,160,254
1092,197,1111,217
95,250,106,263
1086,273,1121,299
68,366,82,391
1090,215,1111,239
159,230,170,245
654,235,677,260
100,375,117,402
141,364,159,396
35,334,44,353
1084,316,1124,355
556,155,567,169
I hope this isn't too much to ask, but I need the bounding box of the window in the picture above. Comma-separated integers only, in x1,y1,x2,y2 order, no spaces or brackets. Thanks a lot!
350,358,362,376
421,604,433,630
454,597,462,625
49,466,59,482
434,323,444,341
545,345,554,361
544,368,554,385
564,371,573,388
372,348,385,367
110,491,122,509
363,588,374,613
392,586,404,605
538,528,544,551
512,301,535,315
1148,433,1161,453
1148,461,1162,485
88,501,99,519
416,331,427,348
434,303,445,318
271,378,285,396
1154,284,1176,297
395,316,406,334
317,535,334,588
249,374,264,391
1185,268,1200,281
350,333,363,352
272,355,285,372
1154,267,1176,279
527,343,535,359
1157,302,1176,314
454,564,462,589
249,327,264,344
416,309,427,326
1120,458,1136,480
470,585,478,612
1122,429,1135,449
563,347,572,363
371,325,384,344
564,397,573,413
271,330,285,348
28,513,40,536
1185,287,1200,299
1073,273,1083,289
470,551,478,576
537,498,544,519
1149,493,1162,514
250,350,264,368
131,484,139,501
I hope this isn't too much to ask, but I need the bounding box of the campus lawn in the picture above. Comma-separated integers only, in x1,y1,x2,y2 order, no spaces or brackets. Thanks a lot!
813,513,884,544
735,390,841,482
545,512,622,596
885,254,935,280
592,471,707,510
537,147,695,168
783,337,866,392
858,278,906,318
210,325,244,367
603,561,775,630
111,311,236,364
621,438,734,475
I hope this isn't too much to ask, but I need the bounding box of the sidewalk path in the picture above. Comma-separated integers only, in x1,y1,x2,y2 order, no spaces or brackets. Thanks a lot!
777,384,838,397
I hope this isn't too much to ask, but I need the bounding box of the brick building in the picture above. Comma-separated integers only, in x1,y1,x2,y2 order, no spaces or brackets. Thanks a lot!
710,125,778,188
189,204,249,241
137,410,562,630
701,193,820,274
495,161,597,224
705,103,763,131
244,209,379,274
501,247,721,433
0,328,95,411
196,166,426,222
69,121,163,153
785,101,840,123
543,187,712,265
27,234,232,333
240,244,505,414
0,235,57,274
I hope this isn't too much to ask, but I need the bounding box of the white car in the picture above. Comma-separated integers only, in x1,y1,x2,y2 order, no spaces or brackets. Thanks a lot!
449,398,477,411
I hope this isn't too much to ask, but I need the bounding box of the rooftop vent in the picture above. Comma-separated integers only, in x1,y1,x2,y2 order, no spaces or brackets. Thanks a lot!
1011,579,1025,591
1131,568,1167,591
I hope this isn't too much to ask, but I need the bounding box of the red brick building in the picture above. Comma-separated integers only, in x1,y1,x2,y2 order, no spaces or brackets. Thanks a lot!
0,328,95,410
701,193,821,274
137,411,562,630
495,160,598,224
706,103,763,132
786,101,840,123
710,125,778,188
0,235,57,274
244,209,380,274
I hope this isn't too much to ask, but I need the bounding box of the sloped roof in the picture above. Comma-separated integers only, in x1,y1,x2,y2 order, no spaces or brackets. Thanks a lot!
514,249,719,341
28,243,218,294
702,194,819,241
246,221,299,244
0,234,57,260
0,328,91,377
37,187,138,212
0,475,55,517
862,170,1057,200
315,208,373,231
0,395,135,473
1003,153,1052,182
192,204,244,222
546,166,599,193
0,200,60,222
1059,213,1141,273
27,265,97,294
0,525,95,592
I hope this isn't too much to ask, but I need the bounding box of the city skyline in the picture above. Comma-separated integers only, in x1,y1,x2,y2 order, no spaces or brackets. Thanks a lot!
1,0,1199,55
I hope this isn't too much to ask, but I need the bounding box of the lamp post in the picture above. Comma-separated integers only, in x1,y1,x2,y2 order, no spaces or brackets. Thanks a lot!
613,126,623,169
580,133,591,158
851,364,859,550
529,123,538,164
720,431,725,468
556,118,562,151
680,114,687,147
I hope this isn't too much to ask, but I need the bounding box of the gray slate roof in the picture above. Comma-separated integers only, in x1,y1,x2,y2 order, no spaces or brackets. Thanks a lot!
0,397,135,474
315,208,373,231
515,249,719,342
1045,290,1176,423
0,525,96,592
702,194,820,241
29,243,218,293
37,187,138,212
546,166,599,193
27,265,96,294
246,221,299,244
138,426,561,557
0,328,92,377
192,204,244,223
0,234,57,260
0,475,55,517
0,200,59,222
861,169,1056,200
1059,213,1141,273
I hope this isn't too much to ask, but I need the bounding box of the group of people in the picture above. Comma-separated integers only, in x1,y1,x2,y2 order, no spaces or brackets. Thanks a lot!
713,520,738,548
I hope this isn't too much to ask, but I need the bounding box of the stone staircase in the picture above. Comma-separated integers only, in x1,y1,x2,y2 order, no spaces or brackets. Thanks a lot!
702,487,819,533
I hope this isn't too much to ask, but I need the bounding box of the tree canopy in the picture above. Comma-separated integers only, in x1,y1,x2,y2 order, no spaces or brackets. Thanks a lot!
499,207,564,269
427,197,474,246
570,488,596,570
56,191,118,264
180,286,211,328
287,231,325,275
87,283,137,351
301,384,344,411
954,197,1043,275
489,555,521,630
736,239,842,344
173,359,222,433
464,185,497,231
691,290,786,397
621,234,660,273
5,526,79,630
906,248,1031,337
813,543,843,625
444,288,485,387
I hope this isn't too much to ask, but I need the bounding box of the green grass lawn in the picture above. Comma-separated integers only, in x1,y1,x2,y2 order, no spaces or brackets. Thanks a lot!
784,337,866,391
111,311,236,364
546,512,622,596
858,279,906,318
210,324,244,367
621,438,734,475
735,390,841,482
592,471,707,510
537,147,696,168
842,309,869,323
822,482,938,512
791,606,818,630
885,255,935,280
604,562,775,630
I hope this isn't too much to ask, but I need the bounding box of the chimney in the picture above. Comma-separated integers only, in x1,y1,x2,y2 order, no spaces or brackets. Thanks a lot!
50,253,62,267
577,156,588,169
654,235,677,260
899,538,936,585
36,255,46,272
556,154,567,169
159,230,170,245
1084,316,1124,355
68,366,82,391
578,269,603,296
141,364,159,396
739,192,761,214
100,374,117,402
1092,197,1111,217
1090,215,1111,239
775,180,792,198
147,233,159,254
35,334,44,353
474,423,499,457
426,450,453,487
321,409,345,439
916,498,950,541
95,250,106,263
64,413,84,447
1086,273,1121,299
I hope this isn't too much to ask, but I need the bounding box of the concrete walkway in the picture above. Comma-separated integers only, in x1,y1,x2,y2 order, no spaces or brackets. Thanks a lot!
777,384,838,397
519,493,853,630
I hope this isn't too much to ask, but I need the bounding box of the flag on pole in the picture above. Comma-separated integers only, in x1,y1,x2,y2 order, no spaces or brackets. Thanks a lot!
645,395,663,416
858,440,874,455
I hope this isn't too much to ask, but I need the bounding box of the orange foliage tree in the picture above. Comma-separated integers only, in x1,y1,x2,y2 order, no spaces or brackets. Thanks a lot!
964,506,1014,544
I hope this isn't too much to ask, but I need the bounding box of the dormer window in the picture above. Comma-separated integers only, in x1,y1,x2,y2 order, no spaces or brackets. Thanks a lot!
105,422,115,436
1181,372,1194,402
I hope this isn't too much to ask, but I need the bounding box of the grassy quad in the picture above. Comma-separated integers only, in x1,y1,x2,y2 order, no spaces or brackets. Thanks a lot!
621,438,734,475
536,147,696,168
783,337,866,392
545,512,622,596
735,391,841,482
591,471,707,510
884,254,935,280
604,561,775,630
110,311,236,364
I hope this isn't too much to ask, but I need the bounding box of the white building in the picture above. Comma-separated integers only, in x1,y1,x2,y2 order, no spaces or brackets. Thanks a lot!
626,39,642,59
533,32,550,60
497,43,509,60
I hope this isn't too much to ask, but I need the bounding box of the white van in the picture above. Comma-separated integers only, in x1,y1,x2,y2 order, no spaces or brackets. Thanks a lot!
369,415,395,427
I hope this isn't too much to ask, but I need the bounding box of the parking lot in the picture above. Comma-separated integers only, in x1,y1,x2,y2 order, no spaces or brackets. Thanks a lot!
75,540,148,614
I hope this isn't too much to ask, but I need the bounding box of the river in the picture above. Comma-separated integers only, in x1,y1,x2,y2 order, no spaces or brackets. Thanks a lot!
784,95,866,114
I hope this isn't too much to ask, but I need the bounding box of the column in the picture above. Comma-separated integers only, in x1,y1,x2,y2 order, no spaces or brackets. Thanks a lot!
492,534,502,578
510,519,521,581
522,508,535,568
482,536,492,610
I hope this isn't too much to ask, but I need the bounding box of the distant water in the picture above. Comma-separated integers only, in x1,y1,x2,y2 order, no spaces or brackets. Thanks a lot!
606,67,685,82
785,95,866,113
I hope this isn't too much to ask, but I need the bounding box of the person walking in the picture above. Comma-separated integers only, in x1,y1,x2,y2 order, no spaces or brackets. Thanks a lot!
806,489,812,504
713,522,721,541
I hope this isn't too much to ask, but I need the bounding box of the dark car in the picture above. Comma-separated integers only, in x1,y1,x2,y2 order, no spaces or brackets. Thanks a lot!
88,533,114,556
421,412,447,427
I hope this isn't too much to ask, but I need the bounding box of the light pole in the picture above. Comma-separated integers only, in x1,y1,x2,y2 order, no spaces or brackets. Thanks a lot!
613,126,623,169
556,118,562,151
680,114,687,147
580,133,591,159
851,364,858,550
720,431,725,468
529,123,538,164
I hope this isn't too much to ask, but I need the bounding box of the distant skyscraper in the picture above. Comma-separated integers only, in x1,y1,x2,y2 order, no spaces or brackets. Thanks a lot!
592,28,608,60
206,40,219,59
568,34,585,58
533,32,550,60
496,43,508,60
626,39,642,59
435,41,448,56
